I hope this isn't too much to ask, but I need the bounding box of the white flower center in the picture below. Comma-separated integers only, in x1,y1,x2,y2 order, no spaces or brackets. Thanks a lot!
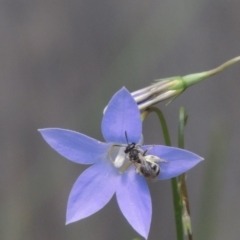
114,147,126,168
107,135,144,172
108,145,127,168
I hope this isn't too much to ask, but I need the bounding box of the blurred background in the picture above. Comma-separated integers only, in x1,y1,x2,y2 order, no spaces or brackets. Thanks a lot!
0,0,239,239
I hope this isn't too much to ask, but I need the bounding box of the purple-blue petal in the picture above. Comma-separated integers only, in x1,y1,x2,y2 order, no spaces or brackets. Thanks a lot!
39,128,110,164
116,166,151,239
101,87,142,144
142,145,203,180
66,161,119,224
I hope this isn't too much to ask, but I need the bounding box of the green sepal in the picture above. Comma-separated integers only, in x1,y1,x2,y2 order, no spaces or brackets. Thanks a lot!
153,76,181,83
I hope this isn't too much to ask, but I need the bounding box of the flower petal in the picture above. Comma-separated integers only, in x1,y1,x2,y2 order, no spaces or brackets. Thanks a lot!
102,87,142,144
66,161,119,224
142,145,203,180
39,128,110,164
116,167,151,239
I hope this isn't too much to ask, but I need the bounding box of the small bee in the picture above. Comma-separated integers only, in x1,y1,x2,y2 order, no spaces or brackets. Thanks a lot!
124,131,165,181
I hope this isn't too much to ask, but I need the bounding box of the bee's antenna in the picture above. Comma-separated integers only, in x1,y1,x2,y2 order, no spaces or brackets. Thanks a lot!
125,131,129,144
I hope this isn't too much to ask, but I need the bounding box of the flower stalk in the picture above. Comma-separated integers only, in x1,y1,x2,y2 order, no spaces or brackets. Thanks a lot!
178,107,193,240
133,56,240,111
142,107,184,240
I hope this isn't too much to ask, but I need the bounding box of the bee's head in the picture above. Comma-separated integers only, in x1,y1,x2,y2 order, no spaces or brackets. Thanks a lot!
124,143,136,153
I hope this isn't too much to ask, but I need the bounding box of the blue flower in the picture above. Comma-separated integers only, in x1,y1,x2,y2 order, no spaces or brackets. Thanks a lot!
39,87,203,239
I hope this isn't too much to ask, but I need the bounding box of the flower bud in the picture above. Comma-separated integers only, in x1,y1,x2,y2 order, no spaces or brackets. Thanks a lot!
132,56,240,111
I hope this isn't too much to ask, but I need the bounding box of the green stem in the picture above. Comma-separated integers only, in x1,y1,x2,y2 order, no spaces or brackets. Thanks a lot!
178,107,187,149
206,56,240,75
178,107,192,240
143,107,184,240
171,177,184,240
182,56,240,87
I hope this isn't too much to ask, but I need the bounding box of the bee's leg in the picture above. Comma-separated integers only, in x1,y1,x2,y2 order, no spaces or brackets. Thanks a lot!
143,145,154,156
135,164,143,175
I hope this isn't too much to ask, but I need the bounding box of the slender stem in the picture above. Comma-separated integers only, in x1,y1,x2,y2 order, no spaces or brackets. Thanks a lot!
178,107,192,240
178,107,187,149
171,177,184,240
183,56,240,87
206,56,240,77
142,107,184,240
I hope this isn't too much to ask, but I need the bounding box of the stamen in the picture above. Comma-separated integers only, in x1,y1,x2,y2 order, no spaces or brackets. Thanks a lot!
108,145,127,168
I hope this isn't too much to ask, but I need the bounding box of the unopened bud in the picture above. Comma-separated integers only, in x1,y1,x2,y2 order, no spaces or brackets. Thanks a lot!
132,56,240,111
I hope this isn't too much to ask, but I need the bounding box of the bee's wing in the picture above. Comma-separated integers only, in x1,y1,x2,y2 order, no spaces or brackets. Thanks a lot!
144,155,162,163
